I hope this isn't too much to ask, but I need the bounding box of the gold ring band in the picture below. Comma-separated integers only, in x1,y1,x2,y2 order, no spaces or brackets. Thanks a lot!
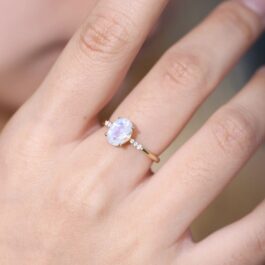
142,147,160,163
104,118,160,163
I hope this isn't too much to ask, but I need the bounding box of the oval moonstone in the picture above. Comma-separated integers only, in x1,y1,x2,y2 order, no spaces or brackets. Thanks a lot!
107,118,133,147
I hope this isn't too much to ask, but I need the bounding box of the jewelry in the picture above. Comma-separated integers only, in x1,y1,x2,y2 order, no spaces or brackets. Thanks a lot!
104,118,160,163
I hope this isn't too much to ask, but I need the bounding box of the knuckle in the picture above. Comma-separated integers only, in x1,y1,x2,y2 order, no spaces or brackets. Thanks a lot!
180,156,215,189
161,50,208,93
210,105,257,156
57,173,110,219
79,11,133,60
62,185,109,219
214,1,258,41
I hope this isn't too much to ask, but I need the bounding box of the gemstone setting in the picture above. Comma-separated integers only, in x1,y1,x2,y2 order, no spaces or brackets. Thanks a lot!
106,118,133,147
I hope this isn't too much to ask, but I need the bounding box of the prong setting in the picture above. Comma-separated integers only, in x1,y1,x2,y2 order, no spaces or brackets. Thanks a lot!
104,118,160,163
104,118,133,147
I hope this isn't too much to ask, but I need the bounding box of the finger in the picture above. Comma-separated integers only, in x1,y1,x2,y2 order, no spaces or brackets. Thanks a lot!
107,0,264,170
113,0,264,152
193,200,265,265
19,0,168,142
135,67,265,245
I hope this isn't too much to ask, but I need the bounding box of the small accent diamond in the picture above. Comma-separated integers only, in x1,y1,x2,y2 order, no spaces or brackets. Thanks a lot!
104,121,112,128
136,144,143,150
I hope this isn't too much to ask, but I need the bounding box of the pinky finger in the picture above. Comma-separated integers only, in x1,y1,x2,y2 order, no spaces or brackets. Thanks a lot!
193,200,265,265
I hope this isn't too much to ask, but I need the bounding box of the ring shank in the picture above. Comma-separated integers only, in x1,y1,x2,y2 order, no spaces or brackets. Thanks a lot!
129,138,160,163
142,148,160,163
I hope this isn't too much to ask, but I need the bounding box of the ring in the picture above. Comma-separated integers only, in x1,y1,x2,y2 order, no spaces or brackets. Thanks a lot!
104,118,160,163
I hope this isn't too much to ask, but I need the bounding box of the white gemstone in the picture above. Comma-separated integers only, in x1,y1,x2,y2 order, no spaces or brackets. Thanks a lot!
136,144,143,150
107,118,133,146
104,121,111,128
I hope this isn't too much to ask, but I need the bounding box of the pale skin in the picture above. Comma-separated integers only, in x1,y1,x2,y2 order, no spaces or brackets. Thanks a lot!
0,0,265,264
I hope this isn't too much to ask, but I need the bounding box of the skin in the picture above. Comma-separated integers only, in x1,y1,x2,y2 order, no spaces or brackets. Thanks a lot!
0,0,265,264
0,0,97,111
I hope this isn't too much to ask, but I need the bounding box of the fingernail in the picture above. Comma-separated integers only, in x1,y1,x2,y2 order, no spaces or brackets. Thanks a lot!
236,0,265,19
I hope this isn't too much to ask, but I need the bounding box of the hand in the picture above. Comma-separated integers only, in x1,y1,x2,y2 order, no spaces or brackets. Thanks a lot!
0,0,265,264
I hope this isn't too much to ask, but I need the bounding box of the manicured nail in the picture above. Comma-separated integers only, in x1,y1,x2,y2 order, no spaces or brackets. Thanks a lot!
237,0,265,19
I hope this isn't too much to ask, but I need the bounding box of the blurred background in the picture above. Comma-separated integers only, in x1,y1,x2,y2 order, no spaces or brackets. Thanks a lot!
103,0,265,241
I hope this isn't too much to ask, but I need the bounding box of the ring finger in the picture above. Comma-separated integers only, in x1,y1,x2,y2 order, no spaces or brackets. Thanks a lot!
13,0,169,143
101,0,264,186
